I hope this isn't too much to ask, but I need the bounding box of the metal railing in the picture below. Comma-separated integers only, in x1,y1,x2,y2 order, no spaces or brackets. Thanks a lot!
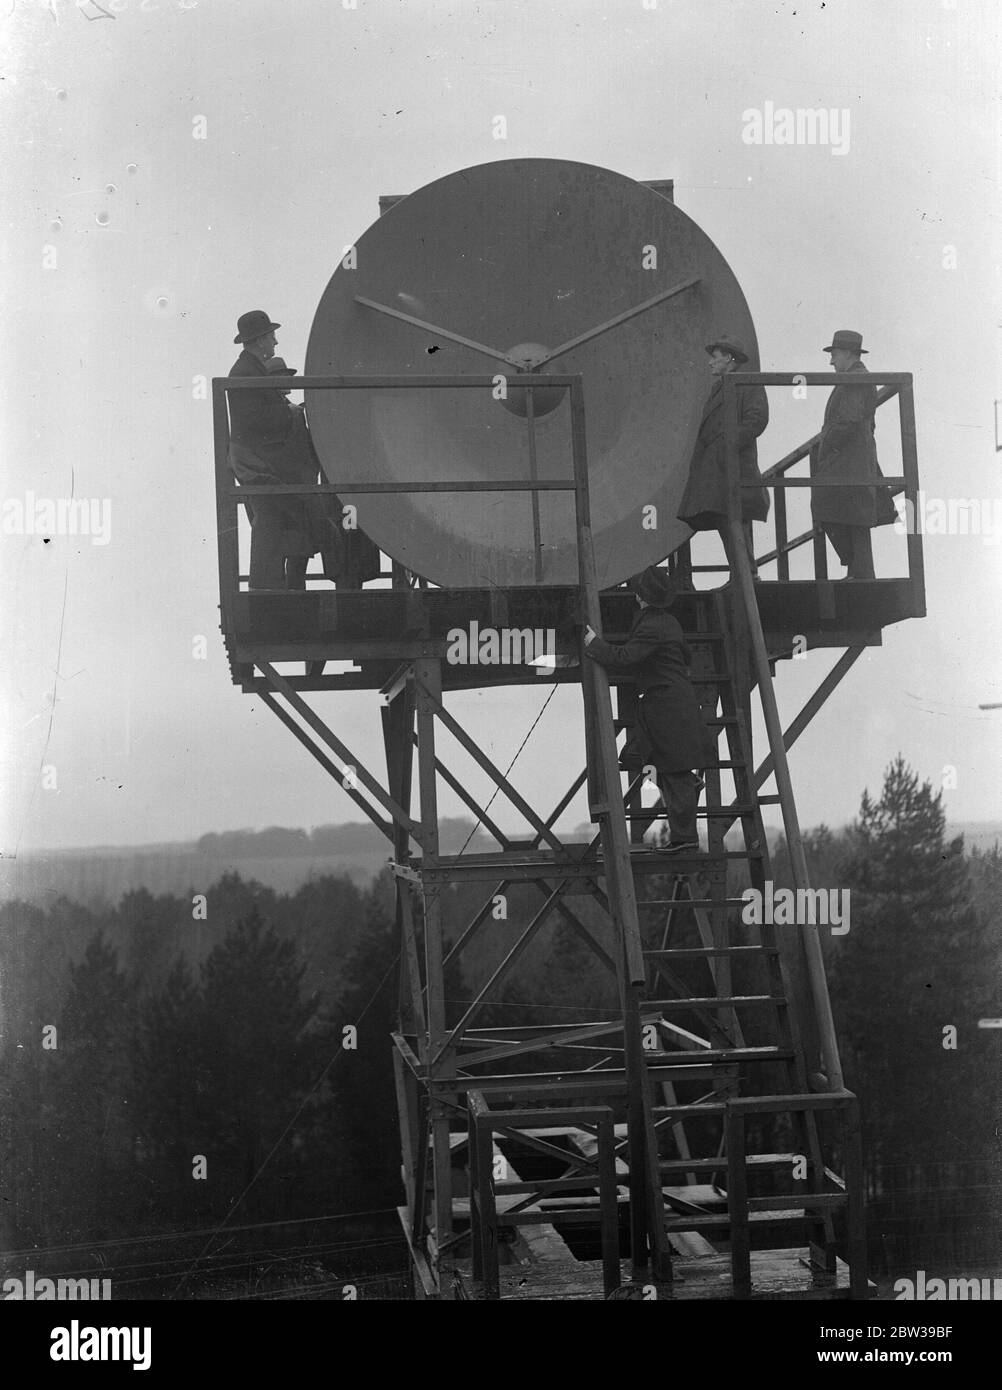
211,372,587,632
714,369,921,1094
669,372,923,613
715,370,924,616
467,1091,621,1299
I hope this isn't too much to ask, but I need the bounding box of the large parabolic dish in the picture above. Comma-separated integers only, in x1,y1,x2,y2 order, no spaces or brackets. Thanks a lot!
305,158,758,589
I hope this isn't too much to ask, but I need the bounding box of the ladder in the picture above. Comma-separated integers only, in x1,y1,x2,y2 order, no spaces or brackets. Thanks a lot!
572,521,868,1297
454,442,867,1298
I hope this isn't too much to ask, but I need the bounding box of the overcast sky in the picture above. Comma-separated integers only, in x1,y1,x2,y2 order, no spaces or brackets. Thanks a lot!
2,0,1000,857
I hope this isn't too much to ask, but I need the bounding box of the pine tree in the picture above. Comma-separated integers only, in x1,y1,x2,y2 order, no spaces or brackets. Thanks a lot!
327,872,406,1208
195,907,320,1217
132,956,203,1225
829,757,993,1209
41,933,140,1241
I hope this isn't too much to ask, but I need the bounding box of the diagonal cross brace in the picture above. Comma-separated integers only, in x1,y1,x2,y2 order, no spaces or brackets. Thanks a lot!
259,661,426,851
430,878,572,1068
718,646,864,839
412,675,567,855
257,692,393,844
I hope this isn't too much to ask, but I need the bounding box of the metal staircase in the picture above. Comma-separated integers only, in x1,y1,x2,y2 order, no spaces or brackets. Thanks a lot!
522,513,867,1300
455,508,868,1300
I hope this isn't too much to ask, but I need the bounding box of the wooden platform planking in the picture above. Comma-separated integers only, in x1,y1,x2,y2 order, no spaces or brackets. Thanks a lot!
568,1124,718,1260
223,579,914,691
458,1248,859,1301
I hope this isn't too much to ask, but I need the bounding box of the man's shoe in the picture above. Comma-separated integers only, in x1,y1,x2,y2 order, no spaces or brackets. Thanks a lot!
664,839,700,854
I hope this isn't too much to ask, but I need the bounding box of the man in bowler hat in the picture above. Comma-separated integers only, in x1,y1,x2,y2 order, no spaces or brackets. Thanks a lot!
227,310,311,590
227,310,381,594
811,330,896,579
584,565,714,853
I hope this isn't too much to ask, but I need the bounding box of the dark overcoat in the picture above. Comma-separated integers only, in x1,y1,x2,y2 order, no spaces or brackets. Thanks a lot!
678,374,770,529
811,360,897,529
227,351,380,580
586,606,715,772
227,348,295,448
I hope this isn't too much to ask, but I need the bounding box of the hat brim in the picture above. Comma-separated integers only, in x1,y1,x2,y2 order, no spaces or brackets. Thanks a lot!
234,321,281,343
705,341,749,364
823,343,868,354
629,573,679,607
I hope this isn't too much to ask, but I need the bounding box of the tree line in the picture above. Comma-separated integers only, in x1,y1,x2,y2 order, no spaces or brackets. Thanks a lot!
0,755,998,1288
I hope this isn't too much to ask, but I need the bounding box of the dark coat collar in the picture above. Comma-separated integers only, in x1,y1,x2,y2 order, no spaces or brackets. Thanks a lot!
235,348,269,374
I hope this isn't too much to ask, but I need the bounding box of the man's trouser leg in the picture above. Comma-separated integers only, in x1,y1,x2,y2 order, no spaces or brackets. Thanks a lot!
321,551,361,589
658,771,699,843
824,523,874,578
249,518,287,589
285,556,309,590
824,523,852,570
849,527,875,579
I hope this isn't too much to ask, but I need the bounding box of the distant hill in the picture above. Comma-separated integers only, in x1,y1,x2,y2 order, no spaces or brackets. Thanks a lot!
3,819,999,908
948,822,1002,855
0,818,498,908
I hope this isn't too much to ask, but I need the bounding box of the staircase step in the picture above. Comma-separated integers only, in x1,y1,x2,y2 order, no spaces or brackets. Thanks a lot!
626,807,759,820
658,1154,800,1176
653,1102,727,1118
638,900,747,911
747,1194,848,1212
629,850,763,868
644,1046,792,1065
664,1210,813,1234
642,995,785,1011
643,946,779,959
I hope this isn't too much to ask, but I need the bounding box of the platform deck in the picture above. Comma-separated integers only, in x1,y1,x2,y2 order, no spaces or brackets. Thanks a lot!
222,578,918,691
457,1247,860,1301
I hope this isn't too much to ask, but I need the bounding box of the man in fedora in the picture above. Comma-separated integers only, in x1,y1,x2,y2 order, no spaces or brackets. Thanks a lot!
812,330,897,580
584,565,714,853
678,334,769,577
